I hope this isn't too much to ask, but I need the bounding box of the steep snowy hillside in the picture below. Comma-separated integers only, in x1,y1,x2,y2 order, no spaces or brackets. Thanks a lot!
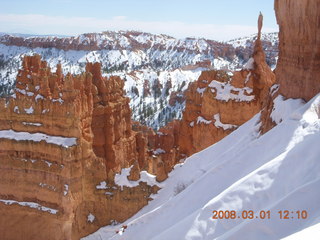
119,68,203,128
228,32,278,68
0,31,278,128
83,92,320,240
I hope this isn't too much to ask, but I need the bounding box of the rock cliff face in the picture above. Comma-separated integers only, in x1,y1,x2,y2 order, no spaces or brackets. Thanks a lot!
0,55,159,240
274,0,320,101
261,0,320,133
86,62,138,176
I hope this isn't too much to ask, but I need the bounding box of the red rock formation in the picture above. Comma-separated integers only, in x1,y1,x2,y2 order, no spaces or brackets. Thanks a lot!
0,55,159,240
261,0,320,133
274,0,320,101
153,13,275,168
177,68,266,157
86,62,139,177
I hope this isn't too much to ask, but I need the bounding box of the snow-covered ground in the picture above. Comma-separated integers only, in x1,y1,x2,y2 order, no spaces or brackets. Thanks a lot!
227,32,278,48
282,222,320,240
83,92,320,240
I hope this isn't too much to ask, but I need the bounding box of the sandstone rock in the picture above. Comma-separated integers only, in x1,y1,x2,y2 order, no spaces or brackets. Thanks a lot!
155,159,168,182
261,0,320,133
127,160,141,181
274,0,320,101
0,55,159,240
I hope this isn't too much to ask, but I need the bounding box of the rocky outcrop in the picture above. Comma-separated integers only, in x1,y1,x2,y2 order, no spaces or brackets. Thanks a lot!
261,0,320,133
150,13,275,171
274,0,320,101
0,55,159,240
86,62,138,177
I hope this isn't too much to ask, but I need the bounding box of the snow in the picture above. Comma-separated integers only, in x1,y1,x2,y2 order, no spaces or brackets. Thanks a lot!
121,68,202,129
24,106,34,114
16,88,34,96
13,106,19,113
114,166,162,190
228,32,279,48
245,72,251,84
270,95,305,124
196,87,206,95
196,116,212,125
243,57,255,70
209,80,255,102
0,129,77,148
64,184,69,196
153,148,166,155
83,93,320,240
22,122,42,126
96,181,108,190
1,31,272,130
45,161,53,167
270,84,279,96
213,113,238,130
87,213,95,223
282,223,320,240
52,98,64,104
35,94,44,102
0,199,58,214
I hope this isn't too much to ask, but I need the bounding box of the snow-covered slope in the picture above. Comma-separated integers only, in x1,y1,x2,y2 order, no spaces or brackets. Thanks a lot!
228,32,279,69
83,92,320,240
282,222,320,240
228,32,278,48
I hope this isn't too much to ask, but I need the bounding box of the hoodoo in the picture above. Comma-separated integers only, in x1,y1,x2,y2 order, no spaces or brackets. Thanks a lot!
0,55,159,240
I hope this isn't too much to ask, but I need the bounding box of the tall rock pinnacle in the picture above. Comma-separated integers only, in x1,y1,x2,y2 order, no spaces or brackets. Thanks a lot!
258,12,263,40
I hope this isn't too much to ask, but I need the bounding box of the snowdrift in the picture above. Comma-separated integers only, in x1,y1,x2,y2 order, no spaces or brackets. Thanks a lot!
84,93,320,240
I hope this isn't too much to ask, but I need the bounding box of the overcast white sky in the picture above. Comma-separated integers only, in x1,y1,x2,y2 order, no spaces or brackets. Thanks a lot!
0,0,278,41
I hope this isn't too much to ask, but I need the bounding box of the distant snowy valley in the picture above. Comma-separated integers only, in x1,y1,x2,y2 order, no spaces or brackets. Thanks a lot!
0,31,278,129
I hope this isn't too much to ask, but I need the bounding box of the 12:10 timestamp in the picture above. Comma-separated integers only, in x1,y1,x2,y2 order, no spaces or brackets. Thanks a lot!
212,210,308,220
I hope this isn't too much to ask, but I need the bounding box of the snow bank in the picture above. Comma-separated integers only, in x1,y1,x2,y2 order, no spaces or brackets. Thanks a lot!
209,80,254,102
24,106,34,114
0,199,58,214
22,122,42,126
270,95,304,124
83,93,320,240
153,148,166,155
282,222,320,240
213,113,238,130
196,116,212,125
114,166,162,190
96,181,108,190
0,129,77,148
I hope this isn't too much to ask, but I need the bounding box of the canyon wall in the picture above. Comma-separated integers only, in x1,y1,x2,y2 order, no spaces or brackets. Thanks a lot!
0,55,158,240
261,0,320,133
274,0,320,101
